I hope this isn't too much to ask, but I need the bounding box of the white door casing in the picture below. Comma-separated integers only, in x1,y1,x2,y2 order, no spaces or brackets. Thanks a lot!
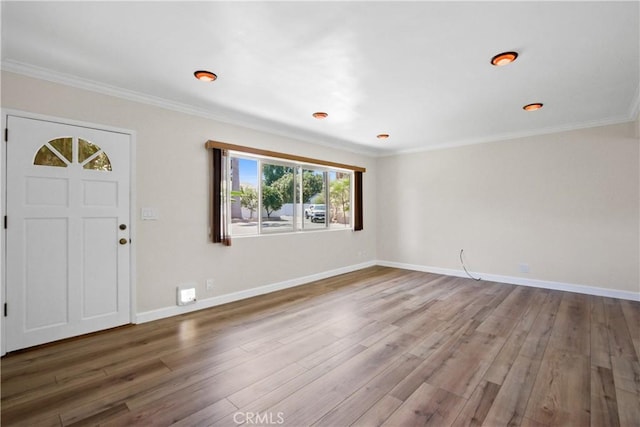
5,115,131,352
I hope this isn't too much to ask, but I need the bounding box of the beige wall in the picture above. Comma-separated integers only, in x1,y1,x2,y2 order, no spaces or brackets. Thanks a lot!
1,71,377,313
2,70,638,315
377,122,640,293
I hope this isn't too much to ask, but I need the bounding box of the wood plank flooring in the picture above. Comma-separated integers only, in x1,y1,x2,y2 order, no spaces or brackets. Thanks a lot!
1,266,639,426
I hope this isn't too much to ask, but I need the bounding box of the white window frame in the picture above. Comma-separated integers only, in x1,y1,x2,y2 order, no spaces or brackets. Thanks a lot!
228,151,353,237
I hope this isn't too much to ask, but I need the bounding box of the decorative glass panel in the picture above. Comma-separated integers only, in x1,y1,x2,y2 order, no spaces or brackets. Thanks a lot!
34,145,67,168
49,138,73,163
33,137,112,171
78,139,100,163
83,152,112,171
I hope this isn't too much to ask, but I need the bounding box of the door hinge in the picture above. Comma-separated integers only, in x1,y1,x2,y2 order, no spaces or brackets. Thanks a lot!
3,216,6,229
4,128,7,142
4,303,7,317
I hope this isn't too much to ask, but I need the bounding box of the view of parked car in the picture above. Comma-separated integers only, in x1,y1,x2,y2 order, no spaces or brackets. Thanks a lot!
304,204,325,220
309,205,326,223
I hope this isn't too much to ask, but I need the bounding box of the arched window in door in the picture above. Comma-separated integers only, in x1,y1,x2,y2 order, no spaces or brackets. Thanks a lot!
33,137,112,171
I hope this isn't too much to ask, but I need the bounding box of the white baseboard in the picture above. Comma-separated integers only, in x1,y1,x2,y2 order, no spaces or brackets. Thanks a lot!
135,261,377,324
376,260,640,302
136,259,638,325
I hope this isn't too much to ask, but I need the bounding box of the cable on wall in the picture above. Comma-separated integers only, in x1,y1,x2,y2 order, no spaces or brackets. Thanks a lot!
460,249,482,281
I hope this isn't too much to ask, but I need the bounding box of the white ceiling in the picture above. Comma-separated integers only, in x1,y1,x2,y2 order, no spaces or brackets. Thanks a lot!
2,1,638,155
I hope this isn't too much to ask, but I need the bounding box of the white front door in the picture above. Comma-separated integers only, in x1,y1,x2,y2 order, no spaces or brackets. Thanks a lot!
5,115,131,352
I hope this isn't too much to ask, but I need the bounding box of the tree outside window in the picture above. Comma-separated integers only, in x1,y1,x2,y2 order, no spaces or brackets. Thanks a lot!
229,155,351,236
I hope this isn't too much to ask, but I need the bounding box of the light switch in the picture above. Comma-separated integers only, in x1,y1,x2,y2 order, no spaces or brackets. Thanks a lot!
141,207,159,221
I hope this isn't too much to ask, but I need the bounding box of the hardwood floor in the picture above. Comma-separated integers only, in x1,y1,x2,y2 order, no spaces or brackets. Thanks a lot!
1,266,639,426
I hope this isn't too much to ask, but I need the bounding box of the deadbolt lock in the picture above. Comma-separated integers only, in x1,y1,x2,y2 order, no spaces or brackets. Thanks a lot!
119,224,127,230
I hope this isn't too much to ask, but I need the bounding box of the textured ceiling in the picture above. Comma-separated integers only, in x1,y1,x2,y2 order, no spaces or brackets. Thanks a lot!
2,1,638,155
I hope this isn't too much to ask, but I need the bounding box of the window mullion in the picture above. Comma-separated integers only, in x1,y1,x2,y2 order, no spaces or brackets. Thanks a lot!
293,166,298,231
258,159,263,234
324,171,329,229
301,167,306,230
225,154,232,238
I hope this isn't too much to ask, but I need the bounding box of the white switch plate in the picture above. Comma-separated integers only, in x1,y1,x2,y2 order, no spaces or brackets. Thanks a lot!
141,207,159,220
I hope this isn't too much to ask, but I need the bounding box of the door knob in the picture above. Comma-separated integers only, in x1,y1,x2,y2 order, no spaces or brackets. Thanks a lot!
119,238,128,245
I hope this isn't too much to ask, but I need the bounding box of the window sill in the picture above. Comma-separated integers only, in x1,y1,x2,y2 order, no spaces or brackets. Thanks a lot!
229,226,354,240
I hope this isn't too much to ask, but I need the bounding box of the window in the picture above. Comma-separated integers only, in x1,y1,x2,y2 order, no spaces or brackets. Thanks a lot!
34,137,112,171
206,140,364,244
228,154,350,237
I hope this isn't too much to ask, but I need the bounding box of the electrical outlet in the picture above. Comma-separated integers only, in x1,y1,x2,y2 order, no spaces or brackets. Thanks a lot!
518,263,530,273
206,279,214,290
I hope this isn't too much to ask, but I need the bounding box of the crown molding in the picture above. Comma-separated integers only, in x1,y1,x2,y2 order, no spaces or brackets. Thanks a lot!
379,114,637,157
3,59,637,160
0,60,380,158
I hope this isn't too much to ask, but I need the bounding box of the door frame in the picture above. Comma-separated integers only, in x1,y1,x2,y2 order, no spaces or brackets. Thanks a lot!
1,109,137,356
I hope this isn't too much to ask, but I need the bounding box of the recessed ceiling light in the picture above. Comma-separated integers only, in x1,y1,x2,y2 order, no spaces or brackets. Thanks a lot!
377,134,390,139
312,112,328,119
491,51,518,66
194,70,217,82
523,103,543,111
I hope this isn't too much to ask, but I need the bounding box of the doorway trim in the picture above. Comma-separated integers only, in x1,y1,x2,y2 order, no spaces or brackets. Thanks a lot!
1,109,137,356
